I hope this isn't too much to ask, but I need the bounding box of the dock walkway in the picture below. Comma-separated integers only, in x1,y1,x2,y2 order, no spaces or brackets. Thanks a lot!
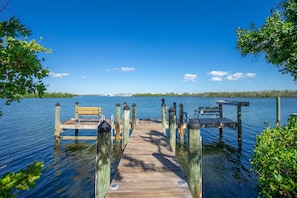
106,121,192,198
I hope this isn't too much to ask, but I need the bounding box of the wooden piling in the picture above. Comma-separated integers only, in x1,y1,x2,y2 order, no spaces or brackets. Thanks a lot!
276,97,281,126
55,103,61,140
187,119,202,198
218,104,223,134
168,107,176,153
74,102,79,134
132,103,136,130
173,102,176,115
75,101,79,119
115,103,121,141
123,105,130,148
161,99,166,128
179,103,184,141
237,105,242,142
96,121,111,198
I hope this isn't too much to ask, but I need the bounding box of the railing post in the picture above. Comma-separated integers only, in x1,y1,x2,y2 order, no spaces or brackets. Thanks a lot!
168,107,176,153
123,105,130,148
173,102,176,115
115,103,121,141
75,101,79,119
187,119,202,198
161,98,166,128
276,97,281,126
218,104,223,118
132,103,137,130
55,103,60,140
96,121,111,198
218,104,223,135
179,103,184,141
237,105,242,142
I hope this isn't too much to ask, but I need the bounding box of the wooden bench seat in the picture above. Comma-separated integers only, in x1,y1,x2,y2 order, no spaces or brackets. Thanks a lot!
194,106,221,118
75,106,104,123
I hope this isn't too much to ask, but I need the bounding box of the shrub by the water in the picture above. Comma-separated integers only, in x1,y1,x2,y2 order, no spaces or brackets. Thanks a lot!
251,116,297,197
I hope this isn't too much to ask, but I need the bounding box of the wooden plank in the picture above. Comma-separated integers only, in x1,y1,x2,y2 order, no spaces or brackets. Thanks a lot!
60,136,97,140
106,122,192,198
216,100,249,106
59,119,100,130
76,107,102,115
198,117,237,128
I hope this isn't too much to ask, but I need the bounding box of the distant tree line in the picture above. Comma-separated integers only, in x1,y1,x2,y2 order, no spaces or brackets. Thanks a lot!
20,92,77,98
133,90,297,98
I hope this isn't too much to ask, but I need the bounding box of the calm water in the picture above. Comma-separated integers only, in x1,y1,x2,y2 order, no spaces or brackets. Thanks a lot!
0,96,296,197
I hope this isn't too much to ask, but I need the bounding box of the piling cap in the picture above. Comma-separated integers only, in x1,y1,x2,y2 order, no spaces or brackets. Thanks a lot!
124,105,130,110
169,107,175,113
55,103,60,106
116,103,121,107
132,103,136,107
98,120,111,133
187,119,200,129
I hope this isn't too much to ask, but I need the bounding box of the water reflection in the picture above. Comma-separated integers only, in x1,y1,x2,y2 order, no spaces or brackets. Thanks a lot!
53,142,96,197
52,140,123,197
175,129,258,198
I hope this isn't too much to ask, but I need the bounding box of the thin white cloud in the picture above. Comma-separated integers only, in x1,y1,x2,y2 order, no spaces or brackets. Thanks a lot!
121,67,135,72
211,76,223,82
208,71,228,77
104,68,119,72
226,72,256,80
105,67,135,72
226,72,244,80
49,72,69,78
208,70,256,81
245,73,256,78
183,73,197,82
81,75,86,79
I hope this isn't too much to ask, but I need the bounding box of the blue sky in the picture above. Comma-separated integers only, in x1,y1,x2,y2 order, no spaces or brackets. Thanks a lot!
2,0,296,94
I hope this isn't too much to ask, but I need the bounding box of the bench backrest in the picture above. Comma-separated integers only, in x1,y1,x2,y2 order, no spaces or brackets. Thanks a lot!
76,107,102,116
198,106,220,116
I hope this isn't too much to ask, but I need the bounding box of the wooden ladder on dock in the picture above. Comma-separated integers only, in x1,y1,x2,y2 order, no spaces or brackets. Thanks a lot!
106,122,193,198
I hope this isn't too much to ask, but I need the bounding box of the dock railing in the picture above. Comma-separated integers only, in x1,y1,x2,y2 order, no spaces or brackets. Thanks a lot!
216,100,249,141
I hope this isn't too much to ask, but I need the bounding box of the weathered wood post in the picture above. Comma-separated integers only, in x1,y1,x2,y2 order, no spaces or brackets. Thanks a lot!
115,103,121,141
168,107,176,153
96,120,111,198
237,105,242,142
179,103,184,141
187,119,202,198
55,103,61,140
218,103,223,134
75,101,79,119
276,97,281,126
123,105,130,148
173,102,176,115
161,98,166,128
132,103,137,130
75,102,79,135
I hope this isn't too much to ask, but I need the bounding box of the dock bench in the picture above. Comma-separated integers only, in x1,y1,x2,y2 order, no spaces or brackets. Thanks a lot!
191,100,249,141
194,100,249,131
54,102,106,141
194,106,228,128
75,106,104,124
195,106,221,118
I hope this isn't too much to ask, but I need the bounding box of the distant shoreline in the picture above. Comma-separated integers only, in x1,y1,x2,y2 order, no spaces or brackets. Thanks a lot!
20,90,297,98
132,90,297,98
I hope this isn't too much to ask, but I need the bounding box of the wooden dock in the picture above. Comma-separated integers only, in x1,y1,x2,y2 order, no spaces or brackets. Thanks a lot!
106,121,193,198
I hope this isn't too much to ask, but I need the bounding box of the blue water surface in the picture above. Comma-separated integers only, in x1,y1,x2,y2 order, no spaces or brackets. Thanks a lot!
0,96,296,197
